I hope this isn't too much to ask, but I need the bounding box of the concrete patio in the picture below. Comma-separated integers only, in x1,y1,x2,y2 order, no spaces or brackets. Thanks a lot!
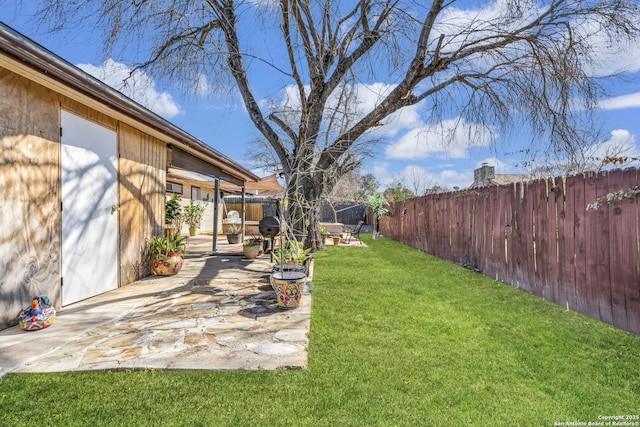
0,236,312,377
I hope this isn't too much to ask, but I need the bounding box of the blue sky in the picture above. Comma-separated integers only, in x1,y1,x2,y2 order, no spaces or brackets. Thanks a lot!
3,2,640,192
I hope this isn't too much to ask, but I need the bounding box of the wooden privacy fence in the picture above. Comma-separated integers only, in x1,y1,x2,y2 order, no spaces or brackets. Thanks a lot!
223,197,279,221
379,168,640,335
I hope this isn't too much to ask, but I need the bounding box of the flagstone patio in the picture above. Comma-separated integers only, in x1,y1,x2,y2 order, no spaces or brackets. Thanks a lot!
0,236,311,377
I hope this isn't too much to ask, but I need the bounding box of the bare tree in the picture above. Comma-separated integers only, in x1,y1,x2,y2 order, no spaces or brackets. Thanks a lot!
36,0,640,250
405,166,437,196
516,131,640,176
322,171,363,223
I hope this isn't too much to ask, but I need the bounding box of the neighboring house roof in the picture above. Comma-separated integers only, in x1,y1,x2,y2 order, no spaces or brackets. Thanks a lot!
469,165,534,188
0,22,259,186
490,174,533,186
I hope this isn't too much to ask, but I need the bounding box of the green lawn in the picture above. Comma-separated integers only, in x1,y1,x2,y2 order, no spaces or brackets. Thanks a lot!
1,235,639,426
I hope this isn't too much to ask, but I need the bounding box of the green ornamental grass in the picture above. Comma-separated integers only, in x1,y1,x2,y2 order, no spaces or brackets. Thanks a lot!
1,235,638,426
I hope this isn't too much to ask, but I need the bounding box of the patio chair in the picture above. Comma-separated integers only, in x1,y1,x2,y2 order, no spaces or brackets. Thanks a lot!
345,220,365,244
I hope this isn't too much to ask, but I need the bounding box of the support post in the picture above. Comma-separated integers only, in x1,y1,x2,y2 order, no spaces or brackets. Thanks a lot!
212,178,220,253
241,186,246,241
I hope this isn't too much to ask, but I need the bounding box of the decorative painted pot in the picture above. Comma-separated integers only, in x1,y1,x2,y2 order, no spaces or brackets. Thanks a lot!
271,264,306,290
271,271,306,309
152,252,183,275
189,227,198,236
18,295,56,331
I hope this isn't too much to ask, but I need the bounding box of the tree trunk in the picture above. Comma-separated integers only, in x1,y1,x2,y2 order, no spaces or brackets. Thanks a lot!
285,170,326,252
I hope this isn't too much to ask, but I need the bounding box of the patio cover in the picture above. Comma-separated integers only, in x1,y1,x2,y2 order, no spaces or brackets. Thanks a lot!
167,168,284,197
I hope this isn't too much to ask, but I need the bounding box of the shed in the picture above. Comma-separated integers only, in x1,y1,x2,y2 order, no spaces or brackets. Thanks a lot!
0,23,259,330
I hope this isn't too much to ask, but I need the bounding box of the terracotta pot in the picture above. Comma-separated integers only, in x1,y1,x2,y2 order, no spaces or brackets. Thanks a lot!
332,236,340,245
243,244,261,259
152,252,183,275
227,233,242,244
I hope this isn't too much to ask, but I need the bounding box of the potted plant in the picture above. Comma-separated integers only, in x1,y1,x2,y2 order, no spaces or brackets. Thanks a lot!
243,237,263,259
226,224,242,244
270,200,308,309
165,193,182,236
183,200,206,236
320,225,328,242
271,241,308,309
148,231,187,275
331,234,341,245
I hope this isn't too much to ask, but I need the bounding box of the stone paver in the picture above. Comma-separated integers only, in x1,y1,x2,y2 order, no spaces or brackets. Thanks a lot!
0,237,311,377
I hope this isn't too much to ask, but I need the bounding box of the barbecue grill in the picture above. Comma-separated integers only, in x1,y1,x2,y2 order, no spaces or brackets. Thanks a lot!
258,216,280,237
259,216,280,261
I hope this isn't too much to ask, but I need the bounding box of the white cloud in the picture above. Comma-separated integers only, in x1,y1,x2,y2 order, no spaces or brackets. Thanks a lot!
577,23,640,76
437,169,474,190
77,59,182,118
195,73,212,96
582,129,638,165
246,0,279,9
385,118,495,160
377,104,422,138
475,157,512,174
274,82,423,139
599,92,640,110
370,162,394,190
436,0,542,52
369,162,473,193
395,164,470,193
436,0,640,77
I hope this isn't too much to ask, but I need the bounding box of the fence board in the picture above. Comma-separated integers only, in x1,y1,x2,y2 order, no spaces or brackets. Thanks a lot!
532,179,547,298
608,169,630,330
511,183,526,289
627,168,640,335
522,182,537,295
494,185,509,282
547,177,561,305
460,193,473,267
572,174,589,316
585,172,612,323
504,184,516,284
555,176,571,309
479,189,492,276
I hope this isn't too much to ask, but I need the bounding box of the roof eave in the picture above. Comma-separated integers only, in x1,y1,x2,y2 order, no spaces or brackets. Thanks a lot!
0,22,259,184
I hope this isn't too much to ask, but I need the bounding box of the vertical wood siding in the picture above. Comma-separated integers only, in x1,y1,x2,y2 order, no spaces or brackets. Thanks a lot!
119,123,166,285
0,69,61,330
0,66,167,330
379,169,640,335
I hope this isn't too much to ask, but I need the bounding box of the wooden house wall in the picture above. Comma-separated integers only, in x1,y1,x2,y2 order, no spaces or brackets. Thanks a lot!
0,67,62,330
119,123,166,285
0,66,169,330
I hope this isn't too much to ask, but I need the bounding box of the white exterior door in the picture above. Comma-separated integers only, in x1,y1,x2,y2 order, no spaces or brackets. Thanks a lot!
61,110,118,305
